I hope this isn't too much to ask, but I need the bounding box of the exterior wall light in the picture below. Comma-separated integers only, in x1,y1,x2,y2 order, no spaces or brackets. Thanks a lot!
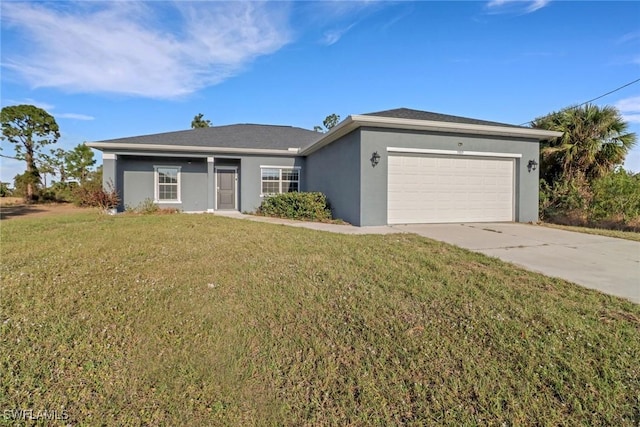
527,159,538,172
370,151,381,167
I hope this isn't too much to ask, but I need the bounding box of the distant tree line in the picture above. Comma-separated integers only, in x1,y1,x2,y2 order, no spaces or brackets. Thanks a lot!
0,104,110,206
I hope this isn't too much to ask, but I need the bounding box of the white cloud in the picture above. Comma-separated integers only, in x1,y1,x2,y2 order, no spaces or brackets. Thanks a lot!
3,98,54,111
621,114,640,124
1,1,291,99
486,0,551,14
526,0,550,13
322,23,357,46
617,31,640,45
616,96,640,112
615,96,640,123
56,113,95,121
1,99,93,121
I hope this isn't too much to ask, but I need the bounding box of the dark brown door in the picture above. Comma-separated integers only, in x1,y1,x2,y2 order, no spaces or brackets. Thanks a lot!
216,169,236,210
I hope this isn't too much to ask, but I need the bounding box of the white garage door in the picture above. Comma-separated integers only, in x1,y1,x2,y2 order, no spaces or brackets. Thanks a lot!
388,154,515,224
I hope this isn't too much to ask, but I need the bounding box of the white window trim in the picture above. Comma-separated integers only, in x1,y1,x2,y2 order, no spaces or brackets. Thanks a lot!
260,166,301,197
153,165,182,204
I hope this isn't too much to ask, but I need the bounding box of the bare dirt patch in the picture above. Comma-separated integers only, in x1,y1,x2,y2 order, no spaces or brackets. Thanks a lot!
0,201,93,220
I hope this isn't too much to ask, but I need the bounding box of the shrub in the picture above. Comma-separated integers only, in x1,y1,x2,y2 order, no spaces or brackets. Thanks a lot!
49,181,75,203
126,198,160,214
257,192,332,221
0,182,11,197
540,168,640,230
124,199,180,215
539,178,589,221
72,180,120,210
13,171,41,201
590,168,640,222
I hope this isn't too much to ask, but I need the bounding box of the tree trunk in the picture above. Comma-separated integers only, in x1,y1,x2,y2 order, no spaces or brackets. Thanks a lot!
25,148,35,203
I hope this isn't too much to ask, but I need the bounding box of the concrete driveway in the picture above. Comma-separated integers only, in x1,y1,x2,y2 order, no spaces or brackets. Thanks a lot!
393,223,640,304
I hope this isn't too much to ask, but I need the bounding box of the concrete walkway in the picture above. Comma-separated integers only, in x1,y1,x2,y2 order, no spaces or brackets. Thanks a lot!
213,212,640,303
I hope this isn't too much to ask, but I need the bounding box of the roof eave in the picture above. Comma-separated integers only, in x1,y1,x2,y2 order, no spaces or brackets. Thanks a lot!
86,142,300,156
300,115,563,155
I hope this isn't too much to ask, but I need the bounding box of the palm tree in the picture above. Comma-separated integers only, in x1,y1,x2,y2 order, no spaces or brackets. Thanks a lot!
532,104,637,184
191,113,211,129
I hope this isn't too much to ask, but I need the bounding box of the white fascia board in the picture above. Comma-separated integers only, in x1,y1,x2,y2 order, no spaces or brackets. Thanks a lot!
351,115,563,140
85,142,300,156
300,115,562,156
299,116,359,155
387,147,523,158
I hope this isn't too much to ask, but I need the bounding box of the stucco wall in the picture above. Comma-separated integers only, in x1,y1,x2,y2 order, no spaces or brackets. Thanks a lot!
116,156,208,211
359,127,540,224
113,154,303,213
238,156,304,213
305,130,362,225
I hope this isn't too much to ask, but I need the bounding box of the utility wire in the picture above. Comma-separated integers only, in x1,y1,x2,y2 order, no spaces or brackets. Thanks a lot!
520,77,640,126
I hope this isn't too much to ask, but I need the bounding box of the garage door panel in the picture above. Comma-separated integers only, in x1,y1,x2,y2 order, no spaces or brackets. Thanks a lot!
388,154,514,224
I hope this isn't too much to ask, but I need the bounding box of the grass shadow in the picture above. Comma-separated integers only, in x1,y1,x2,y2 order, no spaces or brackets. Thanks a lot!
0,204,48,220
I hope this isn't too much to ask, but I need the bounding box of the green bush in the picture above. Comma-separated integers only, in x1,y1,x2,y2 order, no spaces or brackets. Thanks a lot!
13,171,41,201
257,192,332,221
590,168,640,222
539,178,589,221
0,182,12,197
540,168,640,229
48,181,75,202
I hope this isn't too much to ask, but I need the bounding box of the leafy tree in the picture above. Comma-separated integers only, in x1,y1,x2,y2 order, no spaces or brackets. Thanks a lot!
48,148,70,183
36,155,56,188
323,114,340,131
0,182,11,197
1,105,60,201
66,143,96,184
314,114,341,133
532,104,637,184
191,113,212,128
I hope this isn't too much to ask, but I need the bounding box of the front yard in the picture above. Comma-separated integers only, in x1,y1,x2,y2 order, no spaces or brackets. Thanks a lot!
1,213,638,425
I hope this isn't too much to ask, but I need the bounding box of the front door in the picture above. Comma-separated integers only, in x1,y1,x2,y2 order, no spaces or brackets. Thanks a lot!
216,168,237,210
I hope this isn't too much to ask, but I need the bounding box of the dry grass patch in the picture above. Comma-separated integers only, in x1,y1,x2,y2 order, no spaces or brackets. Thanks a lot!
2,213,639,425
541,222,640,242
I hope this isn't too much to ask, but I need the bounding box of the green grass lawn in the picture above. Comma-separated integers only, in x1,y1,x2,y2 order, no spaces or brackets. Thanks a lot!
2,213,639,425
541,222,640,242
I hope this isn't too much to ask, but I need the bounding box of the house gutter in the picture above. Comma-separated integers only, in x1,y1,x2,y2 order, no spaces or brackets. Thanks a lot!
300,115,563,156
86,142,300,156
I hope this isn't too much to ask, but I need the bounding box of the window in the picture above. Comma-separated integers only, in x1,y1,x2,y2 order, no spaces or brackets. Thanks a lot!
154,166,181,203
261,167,300,195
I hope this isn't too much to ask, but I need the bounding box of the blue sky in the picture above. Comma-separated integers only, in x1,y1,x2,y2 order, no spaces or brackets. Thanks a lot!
1,0,639,183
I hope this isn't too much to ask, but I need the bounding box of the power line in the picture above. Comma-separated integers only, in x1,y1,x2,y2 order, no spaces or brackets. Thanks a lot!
520,77,640,126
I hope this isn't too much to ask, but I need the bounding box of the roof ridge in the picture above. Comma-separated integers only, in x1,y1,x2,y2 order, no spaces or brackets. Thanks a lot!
362,107,525,129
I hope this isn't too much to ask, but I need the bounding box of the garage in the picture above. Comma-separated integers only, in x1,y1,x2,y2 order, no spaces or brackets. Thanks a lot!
387,151,517,224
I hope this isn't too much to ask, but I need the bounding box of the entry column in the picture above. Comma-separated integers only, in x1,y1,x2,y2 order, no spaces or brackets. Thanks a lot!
207,156,215,212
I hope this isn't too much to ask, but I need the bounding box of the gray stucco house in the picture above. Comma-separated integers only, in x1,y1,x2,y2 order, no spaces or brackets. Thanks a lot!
87,108,561,226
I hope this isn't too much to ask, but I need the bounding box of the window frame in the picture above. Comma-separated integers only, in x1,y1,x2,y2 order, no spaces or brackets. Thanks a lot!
153,165,182,204
260,166,301,197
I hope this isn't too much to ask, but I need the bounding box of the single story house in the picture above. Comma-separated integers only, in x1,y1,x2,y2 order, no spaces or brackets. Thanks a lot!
87,108,561,226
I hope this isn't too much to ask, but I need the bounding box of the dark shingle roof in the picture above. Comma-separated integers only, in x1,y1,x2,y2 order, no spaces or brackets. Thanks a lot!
363,108,525,129
97,124,323,150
